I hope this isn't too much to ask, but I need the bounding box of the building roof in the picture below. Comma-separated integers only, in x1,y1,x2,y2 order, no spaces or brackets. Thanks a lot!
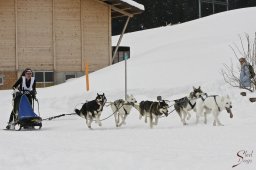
98,0,144,18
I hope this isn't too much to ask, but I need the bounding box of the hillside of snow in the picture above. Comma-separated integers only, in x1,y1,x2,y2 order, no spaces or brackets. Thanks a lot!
1,7,256,170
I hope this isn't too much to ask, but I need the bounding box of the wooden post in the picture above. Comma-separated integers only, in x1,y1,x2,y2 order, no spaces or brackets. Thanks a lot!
108,6,112,65
212,0,215,14
85,63,89,91
52,0,56,71
80,0,84,71
112,16,130,63
198,0,201,18
15,0,18,73
124,54,128,100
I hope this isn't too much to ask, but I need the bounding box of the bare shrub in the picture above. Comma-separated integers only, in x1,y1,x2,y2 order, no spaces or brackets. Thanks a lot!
221,33,256,91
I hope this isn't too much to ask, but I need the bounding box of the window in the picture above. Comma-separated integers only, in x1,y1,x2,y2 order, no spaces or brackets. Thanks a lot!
112,46,130,64
118,51,124,61
45,72,54,82
35,72,44,82
34,71,54,83
65,74,76,81
0,76,3,85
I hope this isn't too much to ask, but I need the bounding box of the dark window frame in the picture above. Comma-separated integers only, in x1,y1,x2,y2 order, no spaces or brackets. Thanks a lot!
0,76,3,85
65,74,76,81
34,71,54,83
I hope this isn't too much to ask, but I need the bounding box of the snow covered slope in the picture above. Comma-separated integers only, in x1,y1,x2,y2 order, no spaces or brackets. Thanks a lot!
1,8,256,170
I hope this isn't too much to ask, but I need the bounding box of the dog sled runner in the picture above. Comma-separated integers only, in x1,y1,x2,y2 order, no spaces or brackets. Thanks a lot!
8,93,42,131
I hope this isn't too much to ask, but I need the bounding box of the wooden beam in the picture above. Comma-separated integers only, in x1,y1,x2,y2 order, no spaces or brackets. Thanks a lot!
118,7,132,11
15,0,17,69
80,0,84,71
201,0,228,5
108,5,112,65
112,3,122,6
111,5,133,18
112,16,130,63
52,0,56,71
95,0,134,18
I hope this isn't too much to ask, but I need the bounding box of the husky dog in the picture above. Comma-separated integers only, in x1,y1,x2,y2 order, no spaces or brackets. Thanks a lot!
110,94,137,127
189,86,205,98
174,86,205,125
75,93,107,129
195,95,233,126
134,100,169,128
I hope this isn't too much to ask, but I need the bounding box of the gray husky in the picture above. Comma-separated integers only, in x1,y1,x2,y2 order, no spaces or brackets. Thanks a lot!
110,94,137,127
174,86,205,125
134,100,169,128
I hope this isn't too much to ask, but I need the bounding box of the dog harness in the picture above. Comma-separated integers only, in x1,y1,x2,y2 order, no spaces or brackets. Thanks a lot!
200,95,221,112
175,97,196,109
213,96,221,112
188,99,196,109
123,102,135,115
199,93,208,101
21,76,35,91
96,100,105,112
114,100,135,115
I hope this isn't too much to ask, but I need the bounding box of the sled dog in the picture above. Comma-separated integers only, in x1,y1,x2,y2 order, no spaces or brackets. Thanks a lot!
174,86,206,125
195,95,233,126
134,100,169,128
110,94,137,127
75,93,107,129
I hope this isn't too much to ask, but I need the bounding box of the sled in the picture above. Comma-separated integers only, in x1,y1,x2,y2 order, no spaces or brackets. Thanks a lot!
9,94,42,131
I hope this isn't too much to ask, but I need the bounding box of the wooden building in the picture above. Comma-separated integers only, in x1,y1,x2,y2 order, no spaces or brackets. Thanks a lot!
0,0,144,89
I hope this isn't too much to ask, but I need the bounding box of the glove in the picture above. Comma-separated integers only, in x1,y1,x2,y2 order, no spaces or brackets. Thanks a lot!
31,90,37,96
24,91,30,95
31,90,37,98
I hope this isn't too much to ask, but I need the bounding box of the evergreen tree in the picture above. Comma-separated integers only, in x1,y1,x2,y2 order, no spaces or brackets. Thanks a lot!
112,0,256,35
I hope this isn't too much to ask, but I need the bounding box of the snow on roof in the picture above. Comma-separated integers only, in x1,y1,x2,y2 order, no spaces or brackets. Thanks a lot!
101,0,144,18
120,0,145,11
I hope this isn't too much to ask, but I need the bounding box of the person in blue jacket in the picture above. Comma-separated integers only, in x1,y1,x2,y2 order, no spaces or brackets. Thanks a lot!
239,58,251,88
239,57,251,88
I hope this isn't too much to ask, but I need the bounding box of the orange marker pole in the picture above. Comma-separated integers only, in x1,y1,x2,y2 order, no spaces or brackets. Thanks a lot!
85,63,90,91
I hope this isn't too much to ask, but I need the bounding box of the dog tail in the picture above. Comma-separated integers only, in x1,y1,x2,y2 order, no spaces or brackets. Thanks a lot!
174,104,181,117
139,101,145,116
75,109,81,116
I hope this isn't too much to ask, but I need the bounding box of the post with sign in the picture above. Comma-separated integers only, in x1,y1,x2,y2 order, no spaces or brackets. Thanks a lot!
124,54,128,100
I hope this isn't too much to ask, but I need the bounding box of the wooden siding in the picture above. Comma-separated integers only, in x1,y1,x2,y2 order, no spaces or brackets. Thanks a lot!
17,0,53,70
0,0,111,89
0,71,17,90
55,0,81,71
82,0,110,72
0,0,16,71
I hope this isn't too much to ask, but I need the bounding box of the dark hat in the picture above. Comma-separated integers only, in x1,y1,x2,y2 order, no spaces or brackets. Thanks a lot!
24,68,32,72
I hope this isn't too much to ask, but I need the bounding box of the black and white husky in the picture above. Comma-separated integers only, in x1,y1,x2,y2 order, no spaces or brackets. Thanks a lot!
75,93,107,129
195,95,233,126
174,86,205,125
110,94,137,127
134,100,169,128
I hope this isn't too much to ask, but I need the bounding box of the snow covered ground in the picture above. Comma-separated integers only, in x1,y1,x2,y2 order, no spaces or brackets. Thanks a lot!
1,7,256,170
